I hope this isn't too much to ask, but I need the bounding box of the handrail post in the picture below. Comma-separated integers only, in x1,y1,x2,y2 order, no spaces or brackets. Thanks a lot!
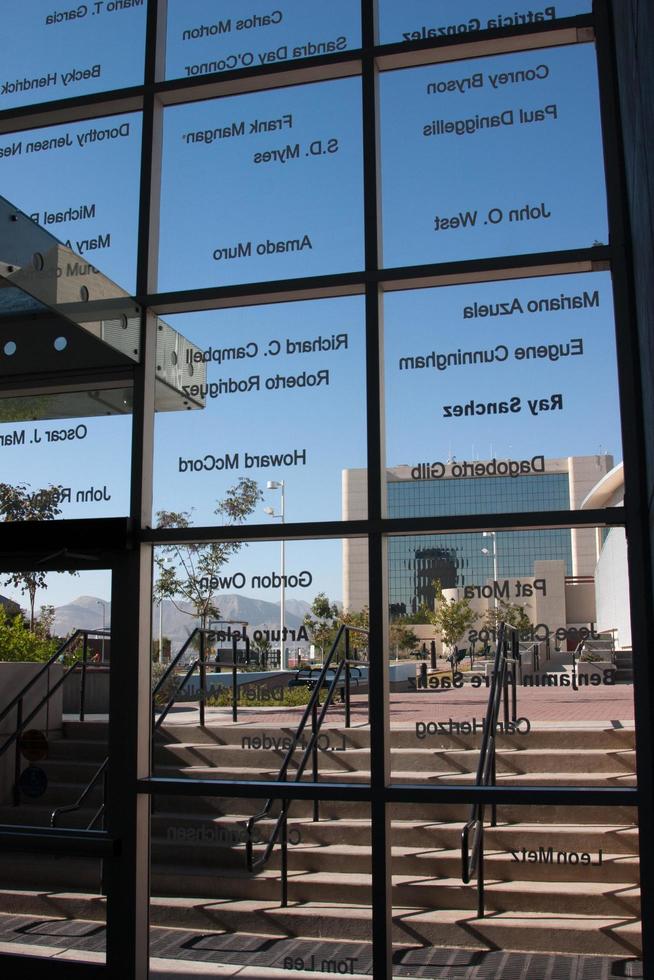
232,635,239,721
477,828,485,918
344,660,351,729
344,628,351,724
311,699,319,822
100,766,108,895
281,802,289,907
80,631,88,722
491,749,497,827
503,662,510,730
13,698,23,806
102,768,107,829
199,630,206,728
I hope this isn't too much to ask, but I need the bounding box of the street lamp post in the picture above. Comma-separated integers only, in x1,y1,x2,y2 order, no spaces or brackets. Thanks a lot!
481,531,499,609
264,480,285,671
158,598,163,664
96,599,106,661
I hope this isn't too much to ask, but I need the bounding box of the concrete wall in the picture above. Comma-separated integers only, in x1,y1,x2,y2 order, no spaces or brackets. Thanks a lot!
342,469,369,612
0,663,63,807
0,663,63,736
568,456,614,576
565,581,596,625
595,528,632,649
62,667,110,715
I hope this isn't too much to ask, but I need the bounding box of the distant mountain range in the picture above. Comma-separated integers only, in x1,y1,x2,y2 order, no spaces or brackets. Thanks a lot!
52,594,314,649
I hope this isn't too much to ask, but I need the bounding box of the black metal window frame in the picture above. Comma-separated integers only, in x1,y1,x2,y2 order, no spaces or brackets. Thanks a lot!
0,2,652,978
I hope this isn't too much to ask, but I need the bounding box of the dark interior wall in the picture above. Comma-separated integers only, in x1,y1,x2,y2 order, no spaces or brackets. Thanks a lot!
610,5,654,961
610,0,654,502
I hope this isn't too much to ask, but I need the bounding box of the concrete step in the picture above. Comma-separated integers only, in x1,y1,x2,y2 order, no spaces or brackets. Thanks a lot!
0,804,97,829
149,796,637,825
151,763,637,786
10,780,104,807
155,723,636,751
147,863,641,917
20,759,107,784
151,813,639,854
0,855,102,893
153,743,637,776
0,890,639,957
390,907,642,957
46,739,108,762
148,898,641,956
149,835,638,884
62,722,109,740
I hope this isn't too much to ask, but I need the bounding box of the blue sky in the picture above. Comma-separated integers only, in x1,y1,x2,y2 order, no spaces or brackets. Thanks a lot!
0,5,620,611
379,1,592,44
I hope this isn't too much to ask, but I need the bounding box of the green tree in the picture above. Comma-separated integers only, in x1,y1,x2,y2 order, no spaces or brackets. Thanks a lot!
389,622,419,658
430,580,478,653
0,606,58,662
0,483,70,629
303,593,340,658
483,599,532,638
153,478,263,630
396,602,433,625
34,604,56,641
250,633,272,658
341,605,370,656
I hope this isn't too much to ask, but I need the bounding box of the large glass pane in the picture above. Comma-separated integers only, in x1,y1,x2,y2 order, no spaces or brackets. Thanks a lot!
380,44,607,267
0,115,142,293
152,537,370,784
0,389,132,519
150,794,371,975
391,802,640,976
153,296,367,525
158,79,364,291
166,0,361,82
0,0,147,110
379,1,592,46
380,271,621,519
0,569,113,965
377,526,634,787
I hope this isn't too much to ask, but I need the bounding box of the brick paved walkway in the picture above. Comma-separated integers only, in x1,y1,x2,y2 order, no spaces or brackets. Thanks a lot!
160,684,634,729
0,915,643,978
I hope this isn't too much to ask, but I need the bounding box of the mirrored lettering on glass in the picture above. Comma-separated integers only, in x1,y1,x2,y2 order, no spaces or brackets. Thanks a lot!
381,272,622,519
380,45,607,267
378,1,592,45
0,115,142,294
166,0,360,81
0,0,146,110
158,80,364,291
153,297,367,525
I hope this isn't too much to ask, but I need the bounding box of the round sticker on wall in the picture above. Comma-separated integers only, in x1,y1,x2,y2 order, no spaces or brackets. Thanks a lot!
20,729,48,762
18,765,48,799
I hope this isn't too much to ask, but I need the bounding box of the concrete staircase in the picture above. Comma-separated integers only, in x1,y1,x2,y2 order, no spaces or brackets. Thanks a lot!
0,719,641,960
613,650,634,683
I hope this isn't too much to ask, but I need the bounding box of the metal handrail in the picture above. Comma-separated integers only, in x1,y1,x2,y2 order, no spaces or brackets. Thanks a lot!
53,626,254,832
51,757,108,829
245,623,368,906
152,627,252,731
461,622,519,918
572,632,615,678
0,628,108,727
0,629,109,806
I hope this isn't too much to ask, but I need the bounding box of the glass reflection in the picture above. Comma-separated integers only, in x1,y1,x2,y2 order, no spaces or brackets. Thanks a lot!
381,44,607,266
